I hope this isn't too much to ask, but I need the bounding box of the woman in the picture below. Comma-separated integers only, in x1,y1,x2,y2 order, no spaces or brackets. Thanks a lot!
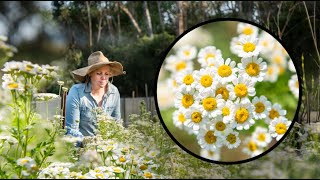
65,51,126,140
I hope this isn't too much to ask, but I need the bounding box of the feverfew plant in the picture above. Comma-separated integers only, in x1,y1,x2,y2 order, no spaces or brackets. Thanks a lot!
160,22,298,161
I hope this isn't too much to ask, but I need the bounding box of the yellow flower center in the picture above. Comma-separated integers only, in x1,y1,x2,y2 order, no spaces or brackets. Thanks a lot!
262,40,268,47
173,80,177,87
255,102,265,113
183,74,194,85
178,114,186,123
200,75,213,87
176,61,186,71
205,53,215,62
218,65,232,77
208,151,215,156
275,123,287,135
234,84,248,98
119,156,126,162
204,130,216,144
222,107,230,116
243,27,253,35
215,121,226,131
144,172,153,179
269,109,279,120
140,164,148,170
95,173,104,178
267,67,273,75
248,140,257,151
216,87,229,100
8,83,19,89
246,63,260,76
26,64,34,71
21,159,29,164
273,55,282,65
227,134,236,144
295,80,299,88
243,42,256,52
182,94,194,108
184,50,190,57
191,112,202,123
202,97,217,111
235,108,250,123
258,133,266,141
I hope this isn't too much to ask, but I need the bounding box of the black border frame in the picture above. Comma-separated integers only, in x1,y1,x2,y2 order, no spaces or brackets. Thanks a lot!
153,18,302,165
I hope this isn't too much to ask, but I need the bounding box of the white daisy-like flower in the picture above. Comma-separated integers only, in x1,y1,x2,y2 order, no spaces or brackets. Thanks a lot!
19,61,38,75
234,35,262,58
233,99,255,130
196,124,223,151
269,116,292,141
230,36,240,55
164,54,193,74
269,51,287,74
176,44,197,60
172,108,188,130
193,67,217,92
252,126,272,147
274,43,289,58
264,64,280,83
252,95,272,120
1,61,22,72
166,76,179,92
228,76,256,102
237,56,267,82
223,130,241,149
287,59,296,73
200,148,221,161
197,88,224,119
237,23,259,37
185,104,208,132
17,157,36,170
197,46,222,68
258,31,276,56
288,74,299,99
220,100,235,124
242,137,264,157
211,115,234,137
175,70,197,92
215,81,232,101
174,86,196,109
87,169,109,179
265,103,287,124
214,57,238,83
2,79,24,91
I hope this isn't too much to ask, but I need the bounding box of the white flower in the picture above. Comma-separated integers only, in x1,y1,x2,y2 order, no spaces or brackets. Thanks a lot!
185,104,208,132
175,70,197,92
211,115,234,137
220,100,235,124
269,51,287,73
287,59,296,73
233,99,255,130
174,86,197,109
172,108,188,130
252,95,272,120
258,31,276,56
265,103,287,124
197,46,222,68
164,54,193,74
237,23,259,37
17,157,36,170
193,67,217,92
252,126,272,147
157,80,175,109
197,88,224,119
234,35,262,58
237,56,267,82
242,137,264,157
215,81,232,101
57,81,64,86
264,64,280,82
176,44,197,60
228,75,256,102
288,75,299,99
33,93,60,101
1,61,21,72
196,124,223,151
214,57,238,83
269,116,292,141
223,130,241,149
200,148,221,161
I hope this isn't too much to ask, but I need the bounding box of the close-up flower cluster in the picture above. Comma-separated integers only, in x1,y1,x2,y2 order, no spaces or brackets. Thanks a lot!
157,21,299,162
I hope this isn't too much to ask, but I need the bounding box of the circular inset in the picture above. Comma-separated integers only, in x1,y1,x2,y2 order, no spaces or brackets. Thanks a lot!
155,19,301,164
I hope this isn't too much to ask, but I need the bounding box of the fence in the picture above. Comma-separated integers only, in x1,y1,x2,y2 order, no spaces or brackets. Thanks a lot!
34,97,157,127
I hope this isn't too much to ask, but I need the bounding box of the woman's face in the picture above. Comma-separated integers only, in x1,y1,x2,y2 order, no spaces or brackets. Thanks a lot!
89,65,112,88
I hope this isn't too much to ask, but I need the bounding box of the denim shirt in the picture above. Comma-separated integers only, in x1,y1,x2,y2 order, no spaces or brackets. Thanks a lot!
65,81,121,138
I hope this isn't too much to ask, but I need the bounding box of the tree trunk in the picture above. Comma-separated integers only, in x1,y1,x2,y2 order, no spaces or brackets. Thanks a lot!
85,1,92,49
119,2,142,36
157,1,164,31
117,1,121,40
143,1,153,38
176,1,184,36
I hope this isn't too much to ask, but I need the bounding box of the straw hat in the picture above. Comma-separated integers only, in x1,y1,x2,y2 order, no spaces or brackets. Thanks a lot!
71,51,126,82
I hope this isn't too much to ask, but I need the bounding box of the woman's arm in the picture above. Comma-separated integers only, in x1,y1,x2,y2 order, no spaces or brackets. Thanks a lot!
65,85,84,138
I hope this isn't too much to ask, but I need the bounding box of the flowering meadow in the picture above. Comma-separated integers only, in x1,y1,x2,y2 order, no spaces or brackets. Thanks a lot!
157,21,300,162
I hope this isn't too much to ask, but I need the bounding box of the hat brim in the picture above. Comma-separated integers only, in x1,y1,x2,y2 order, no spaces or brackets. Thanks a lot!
72,61,125,82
